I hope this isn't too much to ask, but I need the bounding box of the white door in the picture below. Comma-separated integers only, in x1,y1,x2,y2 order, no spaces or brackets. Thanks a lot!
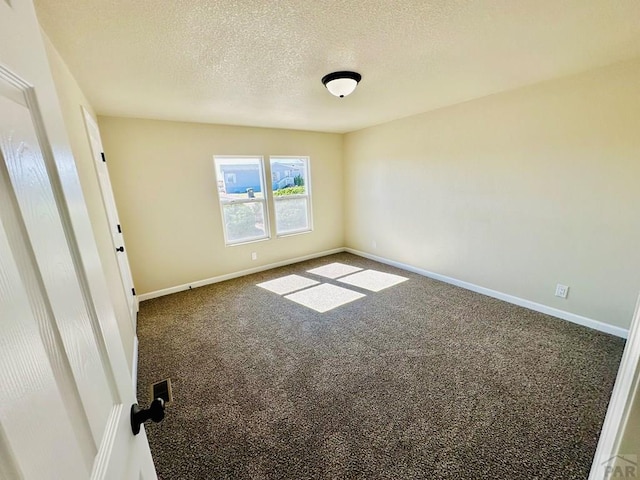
82,108,138,327
0,1,156,479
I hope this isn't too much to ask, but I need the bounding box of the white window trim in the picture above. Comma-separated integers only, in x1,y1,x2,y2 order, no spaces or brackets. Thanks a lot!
214,155,271,246
270,156,313,237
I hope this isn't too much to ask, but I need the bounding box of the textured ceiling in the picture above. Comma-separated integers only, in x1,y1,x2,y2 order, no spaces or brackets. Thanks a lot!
35,0,640,133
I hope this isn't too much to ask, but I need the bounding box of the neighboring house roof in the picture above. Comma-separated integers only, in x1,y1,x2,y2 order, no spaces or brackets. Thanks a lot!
271,162,302,172
219,164,257,172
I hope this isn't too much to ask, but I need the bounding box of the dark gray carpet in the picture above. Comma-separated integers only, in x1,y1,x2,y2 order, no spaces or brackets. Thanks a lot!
137,253,624,479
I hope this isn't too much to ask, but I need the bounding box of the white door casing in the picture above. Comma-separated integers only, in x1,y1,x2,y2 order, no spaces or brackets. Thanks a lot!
0,1,156,479
589,294,640,479
82,107,139,328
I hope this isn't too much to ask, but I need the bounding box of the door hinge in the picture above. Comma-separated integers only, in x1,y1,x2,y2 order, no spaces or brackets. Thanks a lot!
101,152,106,162
132,287,136,296
117,224,122,233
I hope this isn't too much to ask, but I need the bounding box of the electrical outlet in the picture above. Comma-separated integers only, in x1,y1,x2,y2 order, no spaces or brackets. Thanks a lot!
251,252,257,261
555,284,569,298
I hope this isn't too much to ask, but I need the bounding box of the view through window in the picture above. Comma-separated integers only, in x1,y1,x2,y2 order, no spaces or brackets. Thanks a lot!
214,156,269,245
270,157,312,235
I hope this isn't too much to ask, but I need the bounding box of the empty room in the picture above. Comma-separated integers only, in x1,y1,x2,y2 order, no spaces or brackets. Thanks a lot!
2,1,640,479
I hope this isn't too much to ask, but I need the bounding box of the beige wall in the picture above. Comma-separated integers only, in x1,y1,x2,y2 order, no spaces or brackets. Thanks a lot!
45,42,639,332
43,36,134,367
97,117,344,294
344,59,640,330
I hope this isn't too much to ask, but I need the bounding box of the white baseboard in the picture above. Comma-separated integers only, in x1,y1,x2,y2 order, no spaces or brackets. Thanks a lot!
132,335,139,399
345,248,629,339
138,248,346,302
136,245,627,339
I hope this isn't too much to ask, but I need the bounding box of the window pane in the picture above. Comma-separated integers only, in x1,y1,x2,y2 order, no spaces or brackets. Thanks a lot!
214,156,269,244
271,158,307,195
270,157,311,235
216,157,265,201
221,202,267,243
275,198,309,233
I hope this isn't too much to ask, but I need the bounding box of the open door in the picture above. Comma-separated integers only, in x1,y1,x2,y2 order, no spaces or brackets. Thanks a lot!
0,1,156,479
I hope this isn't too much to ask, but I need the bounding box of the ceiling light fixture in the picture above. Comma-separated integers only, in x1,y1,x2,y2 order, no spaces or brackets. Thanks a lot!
321,71,362,98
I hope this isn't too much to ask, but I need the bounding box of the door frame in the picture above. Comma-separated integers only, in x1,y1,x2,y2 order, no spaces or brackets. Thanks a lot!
82,107,138,327
589,294,640,478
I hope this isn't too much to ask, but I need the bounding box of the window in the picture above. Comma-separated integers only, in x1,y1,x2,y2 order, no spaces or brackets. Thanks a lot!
214,156,269,245
270,157,312,235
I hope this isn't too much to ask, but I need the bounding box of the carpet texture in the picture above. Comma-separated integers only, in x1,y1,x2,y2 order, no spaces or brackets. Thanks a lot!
137,253,624,479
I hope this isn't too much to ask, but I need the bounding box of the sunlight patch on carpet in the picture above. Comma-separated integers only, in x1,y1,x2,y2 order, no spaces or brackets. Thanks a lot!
284,284,366,313
338,269,408,292
306,262,363,279
257,274,319,295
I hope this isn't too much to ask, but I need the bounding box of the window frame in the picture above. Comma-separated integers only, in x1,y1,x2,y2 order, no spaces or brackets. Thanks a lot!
213,155,271,246
270,156,313,237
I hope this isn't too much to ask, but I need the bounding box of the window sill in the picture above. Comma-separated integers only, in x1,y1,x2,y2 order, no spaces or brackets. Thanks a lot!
225,236,271,247
276,228,313,239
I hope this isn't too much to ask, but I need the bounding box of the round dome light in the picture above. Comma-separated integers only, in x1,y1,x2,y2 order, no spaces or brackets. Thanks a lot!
321,71,362,98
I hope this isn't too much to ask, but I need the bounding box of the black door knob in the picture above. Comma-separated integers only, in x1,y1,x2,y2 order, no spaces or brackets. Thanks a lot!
131,398,165,435
116,246,124,252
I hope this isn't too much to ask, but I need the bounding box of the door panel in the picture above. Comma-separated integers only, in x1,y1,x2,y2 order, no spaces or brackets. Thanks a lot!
1,82,114,444
0,90,97,470
0,147,89,478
